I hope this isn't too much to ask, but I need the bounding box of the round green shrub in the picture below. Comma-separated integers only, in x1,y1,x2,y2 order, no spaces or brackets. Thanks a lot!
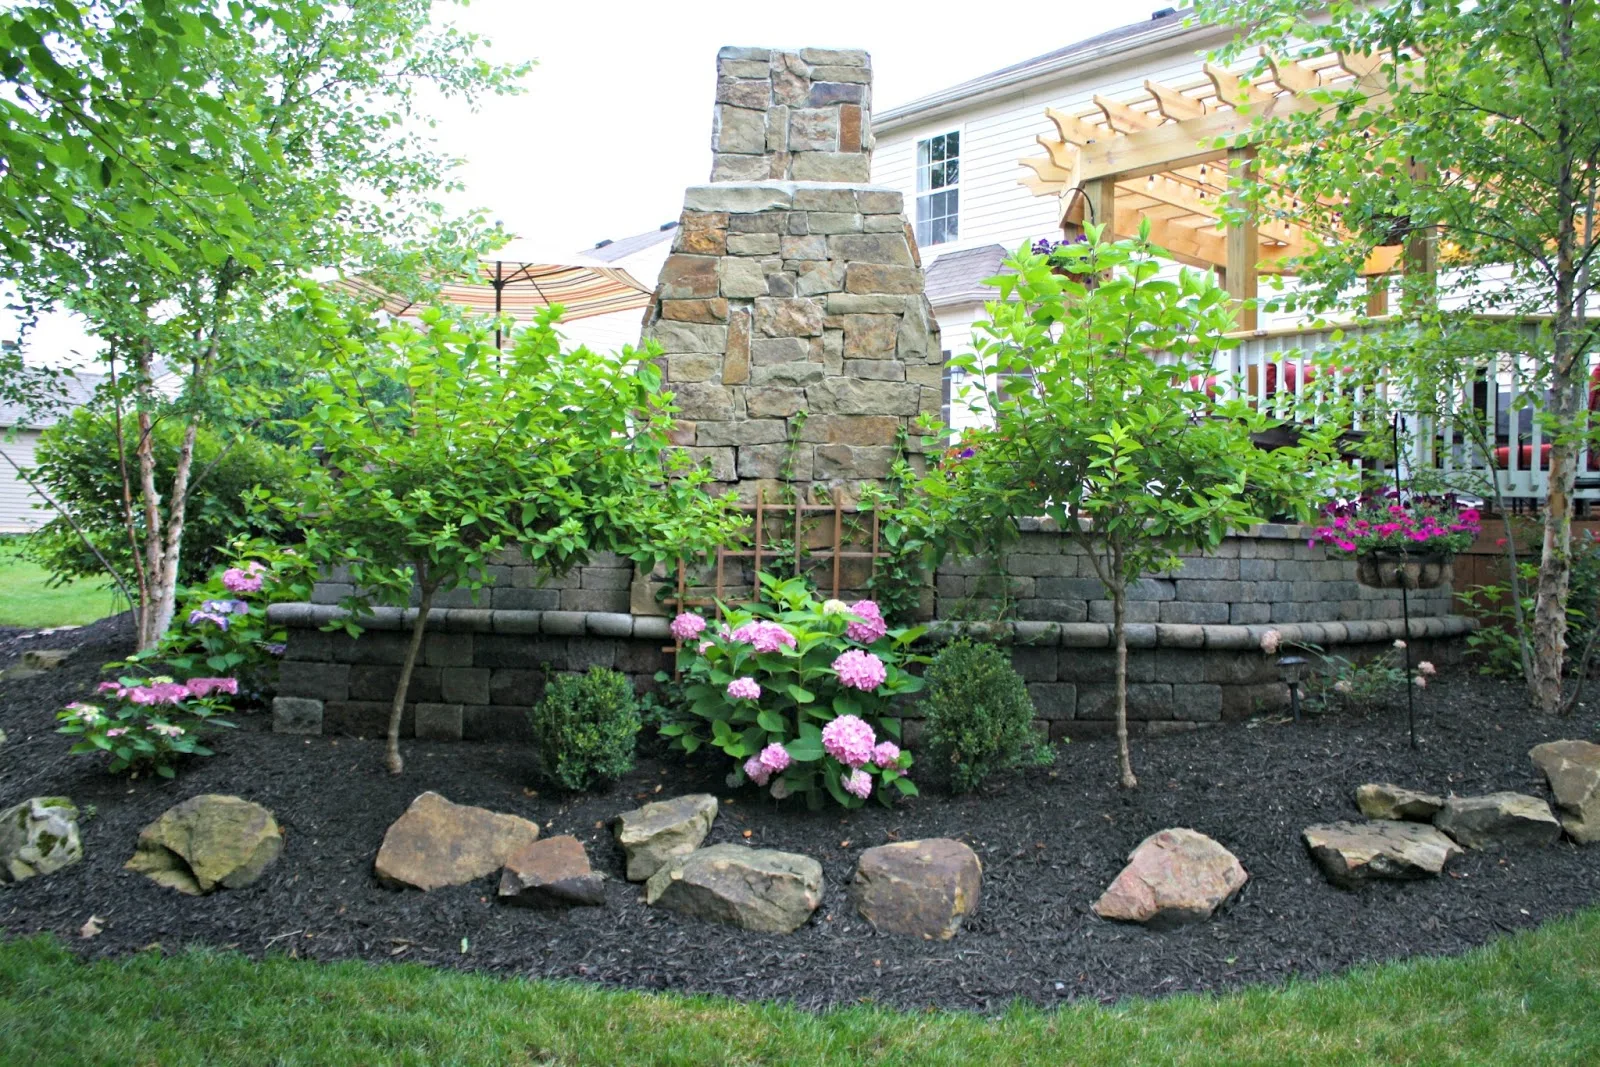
527,667,641,792
918,638,1053,793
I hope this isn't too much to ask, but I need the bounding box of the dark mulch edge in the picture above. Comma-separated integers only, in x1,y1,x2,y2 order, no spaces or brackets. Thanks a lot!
2,617,1599,1013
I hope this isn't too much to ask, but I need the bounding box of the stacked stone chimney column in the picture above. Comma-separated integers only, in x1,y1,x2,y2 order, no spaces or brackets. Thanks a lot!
643,47,942,502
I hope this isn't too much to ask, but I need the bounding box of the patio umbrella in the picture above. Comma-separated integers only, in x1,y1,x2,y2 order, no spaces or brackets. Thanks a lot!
341,239,655,348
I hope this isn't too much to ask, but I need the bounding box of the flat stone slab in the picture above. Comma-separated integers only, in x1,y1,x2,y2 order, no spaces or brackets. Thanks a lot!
1530,740,1600,843
1355,783,1444,822
613,793,717,882
645,844,822,933
0,797,82,883
1434,792,1562,851
499,835,605,908
850,838,982,940
125,794,284,895
375,792,539,891
21,649,72,670
1303,820,1463,888
1093,828,1247,928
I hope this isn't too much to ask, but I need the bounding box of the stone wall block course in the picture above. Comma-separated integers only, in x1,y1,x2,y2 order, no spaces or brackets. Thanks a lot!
441,667,491,705
1015,599,1090,623
1172,684,1223,722
844,263,921,293
790,153,871,182
807,64,871,84
1026,682,1076,720
716,77,770,110
1160,601,1231,625
842,359,904,381
559,589,629,614
1009,646,1058,682
828,233,913,265
780,234,828,260
755,297,825,336
581,567,634,591
1087,601,1160,624
277,661,349,701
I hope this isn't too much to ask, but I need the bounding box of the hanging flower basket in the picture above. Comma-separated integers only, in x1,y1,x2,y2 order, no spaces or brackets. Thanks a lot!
1309,495,1481,590
1355,549,1453,590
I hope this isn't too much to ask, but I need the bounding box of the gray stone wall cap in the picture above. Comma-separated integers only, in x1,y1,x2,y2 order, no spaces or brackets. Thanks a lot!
587,612,635,638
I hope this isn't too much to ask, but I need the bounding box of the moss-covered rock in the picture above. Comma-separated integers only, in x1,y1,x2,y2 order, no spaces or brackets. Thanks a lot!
0,796,82,883
125,794,284,895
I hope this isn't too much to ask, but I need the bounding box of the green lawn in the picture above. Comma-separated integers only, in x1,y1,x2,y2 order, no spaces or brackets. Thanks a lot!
2,909,1598,1066
0,537,122,629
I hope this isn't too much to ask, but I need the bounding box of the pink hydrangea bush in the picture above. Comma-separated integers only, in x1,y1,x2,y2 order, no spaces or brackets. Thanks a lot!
59,672,237,778
661,574,922,808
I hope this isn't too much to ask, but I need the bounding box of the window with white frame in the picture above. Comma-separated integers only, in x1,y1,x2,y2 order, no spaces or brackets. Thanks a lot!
915,131,959,247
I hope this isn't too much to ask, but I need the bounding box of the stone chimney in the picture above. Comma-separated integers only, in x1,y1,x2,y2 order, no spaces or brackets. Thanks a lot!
710,47,872,183
642,47,942,502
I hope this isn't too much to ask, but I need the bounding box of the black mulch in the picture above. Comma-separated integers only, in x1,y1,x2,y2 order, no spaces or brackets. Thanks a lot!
3,615,1600,1012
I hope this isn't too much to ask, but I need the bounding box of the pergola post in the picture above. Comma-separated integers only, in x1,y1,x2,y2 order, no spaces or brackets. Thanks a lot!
1224,147,1259,332
1080,178,1117,237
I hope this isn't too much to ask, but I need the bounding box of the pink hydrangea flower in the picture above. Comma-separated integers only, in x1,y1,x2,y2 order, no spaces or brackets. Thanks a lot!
730,620,796,654
832,649,887,691
185,677,239,698
842,768,873,800
743,755,771,787
96,681,125,695
1418,661,1437,676
63,702,102,723
670,613,707,642
845,600,887,643
105,728,127,738
1413,675,1427,688
726,676,761,701
1393,639,1407,650
822,713,876,768
1259,629,1282,655
126,682,189,706
872,741,901,768
1333,679,1354,694
222,567,263,594
758,742,791,775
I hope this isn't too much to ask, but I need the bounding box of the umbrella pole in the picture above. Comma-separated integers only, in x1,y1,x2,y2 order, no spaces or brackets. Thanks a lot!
494,261,504,352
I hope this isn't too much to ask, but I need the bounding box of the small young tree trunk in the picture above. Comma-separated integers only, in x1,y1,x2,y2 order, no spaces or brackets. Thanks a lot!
386,579,436,775
1111,577,1137,789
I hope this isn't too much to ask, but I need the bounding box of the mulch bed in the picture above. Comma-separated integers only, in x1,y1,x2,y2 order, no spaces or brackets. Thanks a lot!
2,615,1599,1012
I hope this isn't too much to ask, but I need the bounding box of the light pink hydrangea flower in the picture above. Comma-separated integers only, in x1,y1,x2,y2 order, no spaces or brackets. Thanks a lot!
127,682,190,706
1413,675,1427,688
842,768,873,800
872,741,901,768
726,676,761,701
1333,679,1354,694
1259,629,1282,655
822,713,876,768
1393,639,1407,650
758,742,791,775
185,677,239,698
146,722,186,738
845,600,887,644
730,620,796,654
670,612,707,642
96,681,124,695
105,728,128,738
1417,661,1437,676
63,702,102,724
822,599,849,615
222,567,263,594
832,649,887,691
743,755,771,786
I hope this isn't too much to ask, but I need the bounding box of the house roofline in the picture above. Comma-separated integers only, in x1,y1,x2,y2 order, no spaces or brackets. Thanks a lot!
872,16,1230,134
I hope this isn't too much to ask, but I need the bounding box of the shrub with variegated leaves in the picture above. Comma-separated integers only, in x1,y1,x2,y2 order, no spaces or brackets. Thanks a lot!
661,575,925,809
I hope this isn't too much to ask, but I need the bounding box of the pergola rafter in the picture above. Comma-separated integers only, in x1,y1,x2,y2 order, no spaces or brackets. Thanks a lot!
1018,47,1418,326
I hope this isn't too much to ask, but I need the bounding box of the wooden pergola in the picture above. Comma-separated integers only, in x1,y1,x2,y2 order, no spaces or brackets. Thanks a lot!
1019,49,1432,330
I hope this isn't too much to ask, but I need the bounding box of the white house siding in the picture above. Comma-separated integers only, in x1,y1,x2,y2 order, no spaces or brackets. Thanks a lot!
0,429,47,532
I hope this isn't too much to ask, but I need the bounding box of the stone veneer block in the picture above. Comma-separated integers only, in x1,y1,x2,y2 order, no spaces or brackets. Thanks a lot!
414,703,464,741
272,696,324,735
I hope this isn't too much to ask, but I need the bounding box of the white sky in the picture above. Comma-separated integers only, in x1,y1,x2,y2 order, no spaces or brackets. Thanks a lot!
17,0,1144,365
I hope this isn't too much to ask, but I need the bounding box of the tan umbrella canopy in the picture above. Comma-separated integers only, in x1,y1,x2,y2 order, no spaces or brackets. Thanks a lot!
342,239,654,347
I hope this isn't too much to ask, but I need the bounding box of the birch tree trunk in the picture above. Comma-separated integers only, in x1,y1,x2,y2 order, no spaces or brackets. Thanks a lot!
387,578,436,775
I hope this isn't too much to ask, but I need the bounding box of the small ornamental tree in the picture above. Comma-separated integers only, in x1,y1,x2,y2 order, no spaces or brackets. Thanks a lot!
276,289,743,774
920,228,1341,787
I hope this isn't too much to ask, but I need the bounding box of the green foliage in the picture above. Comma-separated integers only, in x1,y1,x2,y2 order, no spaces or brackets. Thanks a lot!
919,639,1052,793
279,292,742,618
665,576,924,809
26,407,297,589
527,668,641,793
858,451,942,625
1459,534,1600,678
1303,645,1424,714
56,675,234,779
913,230,1341,783
1195,0,1600,710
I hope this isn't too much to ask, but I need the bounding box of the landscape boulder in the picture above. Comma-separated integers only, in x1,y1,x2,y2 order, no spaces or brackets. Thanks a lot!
22,649,72,670
498,835,605,908
375,791,539,891
125,794,284,895
1355,783,1444,822
0,797,82,883
1092,828,1247,928
1529,740,1600,844
1302,820,1463,888
849,838,982,940
645,844,822,933
613,793,717,881
1433,792,1562,851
